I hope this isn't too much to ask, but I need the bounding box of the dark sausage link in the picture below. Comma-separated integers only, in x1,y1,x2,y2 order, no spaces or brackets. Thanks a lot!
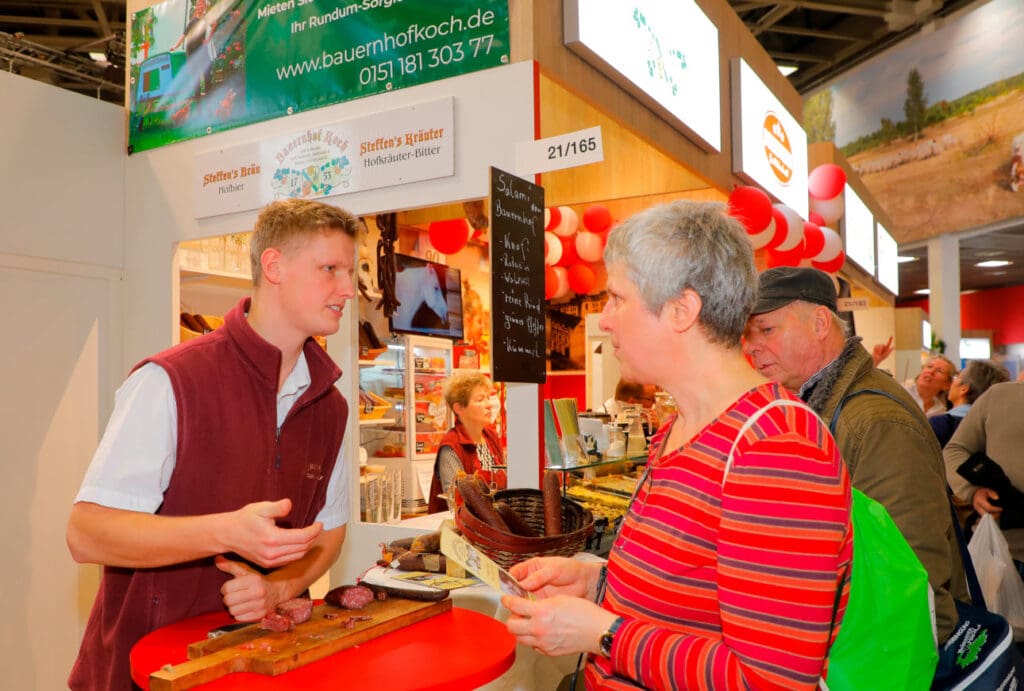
457,477,509,532
543,471,563,537
361,582,450,602
324,584,375,610
494,501,538,537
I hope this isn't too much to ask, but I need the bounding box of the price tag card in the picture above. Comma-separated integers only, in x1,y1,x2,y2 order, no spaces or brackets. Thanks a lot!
440,526,532,599
516,126,604,176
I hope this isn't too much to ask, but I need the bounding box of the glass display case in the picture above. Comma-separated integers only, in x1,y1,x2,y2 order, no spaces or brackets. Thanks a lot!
358,334,452,520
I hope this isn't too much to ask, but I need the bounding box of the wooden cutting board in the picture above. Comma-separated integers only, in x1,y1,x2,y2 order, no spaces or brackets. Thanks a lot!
149,597,452,691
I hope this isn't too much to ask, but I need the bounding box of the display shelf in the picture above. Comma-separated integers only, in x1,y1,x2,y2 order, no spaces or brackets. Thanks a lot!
360,418,397,427
358,335,452,522
180,267,251,283
545,453,647,472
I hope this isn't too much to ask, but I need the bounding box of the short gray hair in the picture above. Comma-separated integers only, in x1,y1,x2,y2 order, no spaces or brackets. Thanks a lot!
603,200,756,347
960,359,1009,404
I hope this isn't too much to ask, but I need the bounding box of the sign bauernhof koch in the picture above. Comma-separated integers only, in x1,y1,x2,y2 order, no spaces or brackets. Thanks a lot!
731,59,808,217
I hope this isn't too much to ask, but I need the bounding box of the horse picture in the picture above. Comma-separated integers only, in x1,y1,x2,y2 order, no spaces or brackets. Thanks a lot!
392,263,450,332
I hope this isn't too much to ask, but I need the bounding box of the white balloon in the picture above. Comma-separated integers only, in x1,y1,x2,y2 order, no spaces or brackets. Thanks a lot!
544,208,551,230
773,204,805,252
748,218,777,250
813,226,843,262
810,195,845,225
553,206,579,237
545,231,563,266
551,266,571,299
575,231,605,263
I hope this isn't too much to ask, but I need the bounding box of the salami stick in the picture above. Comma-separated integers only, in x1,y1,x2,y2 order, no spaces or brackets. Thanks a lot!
494,501,538,537
543,471,563,536
456,477,509,532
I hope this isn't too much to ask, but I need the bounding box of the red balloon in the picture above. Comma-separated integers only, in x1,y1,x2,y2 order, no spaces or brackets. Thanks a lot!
767,241,805,268
567,263,597,294
813,250,846,274
808,164,847,200
428,219,470,255
808,211,826,227
545,266,559,300
582,205,613,233
728,186,773,234
556,235,579,267
545,206,561,232
767,206,789,250
802,223,825,258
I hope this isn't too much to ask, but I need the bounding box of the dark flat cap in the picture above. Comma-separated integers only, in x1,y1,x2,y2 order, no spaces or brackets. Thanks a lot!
752,267,838,315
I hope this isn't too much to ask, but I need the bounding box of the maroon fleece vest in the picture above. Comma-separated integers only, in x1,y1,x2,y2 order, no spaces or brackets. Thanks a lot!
427,421,506,513
69,297,348,691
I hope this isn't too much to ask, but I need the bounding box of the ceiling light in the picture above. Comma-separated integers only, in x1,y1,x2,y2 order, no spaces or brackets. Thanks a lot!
88,51,109,64
914,288,930,295
975,260,1011,268
897,255,918,263
777,64,799,77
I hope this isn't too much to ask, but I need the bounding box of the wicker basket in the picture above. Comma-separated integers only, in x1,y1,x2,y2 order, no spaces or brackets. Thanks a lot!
454,488,595,569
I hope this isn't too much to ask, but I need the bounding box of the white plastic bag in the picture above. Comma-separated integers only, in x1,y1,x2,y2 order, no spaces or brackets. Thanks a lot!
968,513,1024,640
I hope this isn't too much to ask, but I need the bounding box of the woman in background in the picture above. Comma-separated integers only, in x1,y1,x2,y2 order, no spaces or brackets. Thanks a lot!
501,201,853,690
427,371,505,513
929,359,1008,447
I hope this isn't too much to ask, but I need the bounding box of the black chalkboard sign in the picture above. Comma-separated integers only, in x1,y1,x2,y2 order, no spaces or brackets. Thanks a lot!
489,167,546,383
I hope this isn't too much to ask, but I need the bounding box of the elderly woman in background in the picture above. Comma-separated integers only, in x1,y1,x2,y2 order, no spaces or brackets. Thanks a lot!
905,355,958,417
930,359,1009,447
426,371,504,514
501,201,853,690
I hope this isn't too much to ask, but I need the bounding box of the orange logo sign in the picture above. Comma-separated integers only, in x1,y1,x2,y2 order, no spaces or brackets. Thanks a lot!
762,112,793,185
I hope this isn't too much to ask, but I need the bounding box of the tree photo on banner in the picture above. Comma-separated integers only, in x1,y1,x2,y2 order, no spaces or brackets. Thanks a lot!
803,0,1024,243
128,0,510,152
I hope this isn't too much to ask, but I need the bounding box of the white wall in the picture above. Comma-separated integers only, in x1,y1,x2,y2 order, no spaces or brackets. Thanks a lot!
0,71,125,690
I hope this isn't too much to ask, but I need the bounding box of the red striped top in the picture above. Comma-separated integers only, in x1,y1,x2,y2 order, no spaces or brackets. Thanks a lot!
586,383,852,690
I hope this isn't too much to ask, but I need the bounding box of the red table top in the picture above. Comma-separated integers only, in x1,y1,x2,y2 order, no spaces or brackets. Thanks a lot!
130,605,515,690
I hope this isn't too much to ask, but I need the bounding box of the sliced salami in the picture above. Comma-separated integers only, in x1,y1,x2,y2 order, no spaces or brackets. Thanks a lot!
259,611,294,632
276,597,313,625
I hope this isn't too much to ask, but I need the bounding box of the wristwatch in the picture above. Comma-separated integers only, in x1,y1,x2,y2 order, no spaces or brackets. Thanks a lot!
599,616,624,658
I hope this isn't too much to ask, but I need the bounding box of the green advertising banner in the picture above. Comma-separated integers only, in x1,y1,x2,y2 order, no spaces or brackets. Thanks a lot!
128,0,510,153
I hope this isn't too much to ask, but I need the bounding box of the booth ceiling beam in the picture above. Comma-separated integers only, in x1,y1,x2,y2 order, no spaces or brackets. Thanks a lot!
0,0,125,101
729,0,981,94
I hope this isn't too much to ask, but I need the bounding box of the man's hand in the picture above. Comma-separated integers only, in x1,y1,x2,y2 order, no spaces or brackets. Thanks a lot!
224,498,323,569
215,555,285,621
973,487,1003,519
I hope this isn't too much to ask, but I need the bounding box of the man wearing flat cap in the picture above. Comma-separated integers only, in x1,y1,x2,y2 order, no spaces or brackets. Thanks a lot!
744,266,967,645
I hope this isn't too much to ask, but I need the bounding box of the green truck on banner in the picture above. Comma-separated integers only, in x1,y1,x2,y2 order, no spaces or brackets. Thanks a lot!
128,0,510,153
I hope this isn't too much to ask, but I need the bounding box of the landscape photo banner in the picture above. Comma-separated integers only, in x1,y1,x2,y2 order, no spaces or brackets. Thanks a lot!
128,0,509,153
807,0,1024,242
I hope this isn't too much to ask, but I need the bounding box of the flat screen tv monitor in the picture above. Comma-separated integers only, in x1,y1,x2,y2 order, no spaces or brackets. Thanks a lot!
389,253,464,341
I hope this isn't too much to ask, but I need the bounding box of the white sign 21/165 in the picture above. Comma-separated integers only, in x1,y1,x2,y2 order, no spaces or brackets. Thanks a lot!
516,126,604,176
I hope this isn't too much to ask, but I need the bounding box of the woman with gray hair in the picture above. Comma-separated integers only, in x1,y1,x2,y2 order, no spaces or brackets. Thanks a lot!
501,201,853,689
930,359,1009,447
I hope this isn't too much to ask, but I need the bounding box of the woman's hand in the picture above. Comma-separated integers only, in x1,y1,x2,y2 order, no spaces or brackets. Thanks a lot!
508,557,603,600
501,594,619,657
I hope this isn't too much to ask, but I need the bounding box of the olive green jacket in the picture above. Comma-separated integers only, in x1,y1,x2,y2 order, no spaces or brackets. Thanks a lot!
803,338,967,644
